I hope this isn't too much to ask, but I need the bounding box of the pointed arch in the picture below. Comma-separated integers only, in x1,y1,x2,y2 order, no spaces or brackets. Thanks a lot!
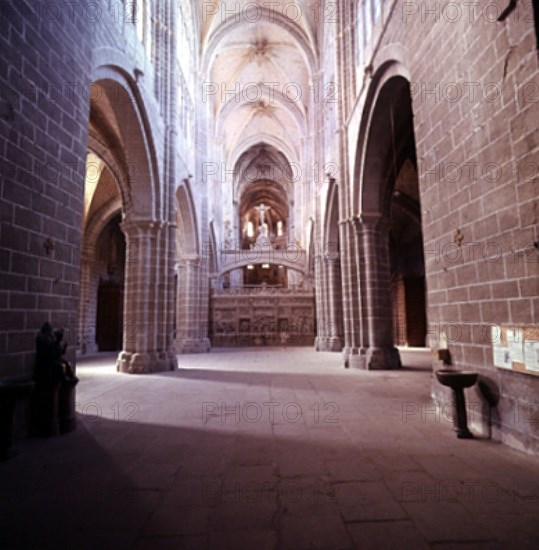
208,220,219,275
306,217,316,278
176,182,200,258
324,179,340,254
90,63,162,221
353,59,411,215
229,134,299,173
348,59,418,370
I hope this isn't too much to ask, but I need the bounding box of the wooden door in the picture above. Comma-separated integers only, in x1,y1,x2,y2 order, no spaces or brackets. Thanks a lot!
96,281,123,351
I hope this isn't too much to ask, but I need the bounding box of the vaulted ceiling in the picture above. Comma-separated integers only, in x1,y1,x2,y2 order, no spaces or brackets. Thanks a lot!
200,0,320,168
199,1,319,49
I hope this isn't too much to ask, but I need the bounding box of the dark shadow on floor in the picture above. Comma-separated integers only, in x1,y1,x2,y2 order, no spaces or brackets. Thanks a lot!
2,403,538,549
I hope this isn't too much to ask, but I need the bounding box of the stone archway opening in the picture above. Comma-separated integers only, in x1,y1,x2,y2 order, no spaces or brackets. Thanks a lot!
209,140,315,347
226,143,296,289
78,78,132,360
78,149,124,356
78,76,176,373
357,73,427,369
95,213,125,352
239,178,289,287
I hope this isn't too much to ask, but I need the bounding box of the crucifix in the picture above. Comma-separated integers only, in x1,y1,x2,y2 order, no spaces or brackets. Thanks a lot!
255,203,270,239
255,203,270,226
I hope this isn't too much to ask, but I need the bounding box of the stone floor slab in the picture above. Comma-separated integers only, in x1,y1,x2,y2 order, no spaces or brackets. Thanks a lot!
335,481,408,522
280,514,352,549
347,520,430,549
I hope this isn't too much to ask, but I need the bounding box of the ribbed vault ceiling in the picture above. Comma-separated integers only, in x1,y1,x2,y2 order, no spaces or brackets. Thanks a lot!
201,0,319,167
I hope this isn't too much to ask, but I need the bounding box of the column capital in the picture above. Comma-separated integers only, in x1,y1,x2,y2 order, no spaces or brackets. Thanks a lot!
121,219,173,236
177,255,201,267
343,212,390,233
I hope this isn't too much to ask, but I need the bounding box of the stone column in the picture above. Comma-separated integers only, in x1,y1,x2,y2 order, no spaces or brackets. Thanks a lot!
325,254,344,351
117,220,176,373
341,218,367,368
314,249,328,351
175,256,211,353
157,222,178,370
360,214,401,370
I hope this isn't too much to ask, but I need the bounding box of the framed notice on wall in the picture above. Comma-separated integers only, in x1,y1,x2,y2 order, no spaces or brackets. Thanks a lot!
492,326,539,376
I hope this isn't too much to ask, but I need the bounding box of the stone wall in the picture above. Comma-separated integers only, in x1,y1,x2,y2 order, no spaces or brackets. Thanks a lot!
0,0,94,376
0,0,178,378
333,0,538,453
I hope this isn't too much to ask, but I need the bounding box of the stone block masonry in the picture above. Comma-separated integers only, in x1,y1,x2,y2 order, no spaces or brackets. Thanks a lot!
0,0,93,376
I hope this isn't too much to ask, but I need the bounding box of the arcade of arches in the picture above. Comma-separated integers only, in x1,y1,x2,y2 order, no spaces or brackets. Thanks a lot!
1,0,538,464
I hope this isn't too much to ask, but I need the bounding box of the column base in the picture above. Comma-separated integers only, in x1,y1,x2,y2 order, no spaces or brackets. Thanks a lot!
117,350,176,374
175,338,211,354
326,337,343,352
342,347,367,369
80,343,98,355
319,338,343,352
315,337,326,351
315,337,331,351
366,346,402,370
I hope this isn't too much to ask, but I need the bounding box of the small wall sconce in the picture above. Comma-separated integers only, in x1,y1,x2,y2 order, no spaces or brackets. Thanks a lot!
44,238,54,256
453,228,464,247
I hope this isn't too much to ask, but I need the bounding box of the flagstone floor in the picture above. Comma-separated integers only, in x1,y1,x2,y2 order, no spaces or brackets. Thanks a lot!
1,347,538,549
